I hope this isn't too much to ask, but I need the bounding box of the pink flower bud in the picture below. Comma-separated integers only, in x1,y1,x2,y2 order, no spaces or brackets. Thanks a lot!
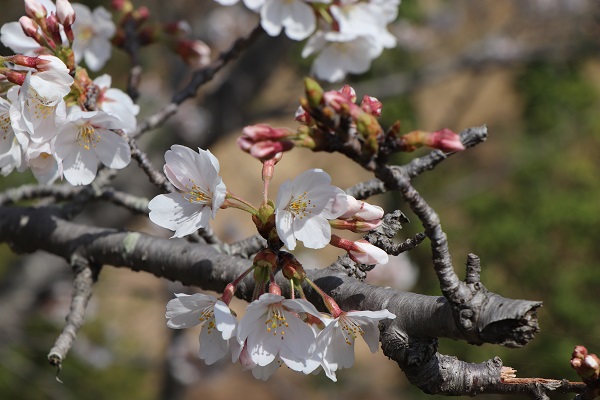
339,195,383,221
425,128,465,152
338,84,357,103
294,105,311,124
242,124,293,141
35,55,68,72
56,0,76,26
19,16,39,39
361,95,382,117
349,240,389,265
323,90,352,112
250,140,293,160
25,0,47,20
175,39,211,69
573,346,588,360
330,235,389,265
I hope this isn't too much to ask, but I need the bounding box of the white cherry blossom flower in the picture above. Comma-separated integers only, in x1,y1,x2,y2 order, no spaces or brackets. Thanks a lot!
275,168,347,250
54,108,130,185
302,30,383,82
0,95,24,176
27,141,61,184
9,70,70,148
166,293,237,365
260,0,326,41
330,1,397,49
213,0,265,12
72,4,116,71
314,309,395,380
148,145,227,238
93,74,139,133
237,293,322,372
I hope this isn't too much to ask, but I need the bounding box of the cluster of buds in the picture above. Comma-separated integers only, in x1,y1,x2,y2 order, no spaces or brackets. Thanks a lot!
13,0,77,70
237,78,464,171
571,345,600,383
111,1,211,69
399,127,465,153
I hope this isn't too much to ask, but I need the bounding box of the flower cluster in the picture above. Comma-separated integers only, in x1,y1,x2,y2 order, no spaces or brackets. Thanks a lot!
214,0,400,82
0,0,138,185
166,291,395,381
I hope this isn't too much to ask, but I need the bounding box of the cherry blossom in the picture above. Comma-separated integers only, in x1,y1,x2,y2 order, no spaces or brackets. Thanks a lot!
314,309,395,380
93,74,139,133
236,293,322,372
54,108,130,185
148,145,227,238
0,95,23,176
9,70,70,152
213,0,265,12
166,293,237,365
275,168,347,250
71,4,116,71
302,31,383,82
260,0,324,41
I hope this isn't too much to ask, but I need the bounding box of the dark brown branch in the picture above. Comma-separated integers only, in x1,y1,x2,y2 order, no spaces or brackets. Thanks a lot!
0,205,550,396
132,25,264,139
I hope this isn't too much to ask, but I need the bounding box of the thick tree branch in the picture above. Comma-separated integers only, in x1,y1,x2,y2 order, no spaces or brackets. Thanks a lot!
0,205,552,397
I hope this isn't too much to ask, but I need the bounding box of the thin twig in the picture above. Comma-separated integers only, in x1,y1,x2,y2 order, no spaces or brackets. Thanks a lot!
47,255,100,373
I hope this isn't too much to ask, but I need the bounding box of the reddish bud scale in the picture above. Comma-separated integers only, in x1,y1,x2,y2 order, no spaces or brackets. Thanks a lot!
220,283,235,305
268,283,282,296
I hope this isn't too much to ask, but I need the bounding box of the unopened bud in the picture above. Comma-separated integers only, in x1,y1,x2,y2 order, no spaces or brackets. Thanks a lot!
175,39,210,69
338,84,357,103
221,283,235,305
268,282,282,296
573,346,588,360
279,252,306,282
425,128,465,152
19,16,40,39
25,0,47,20
361,95,382,117
56,0,76,26
304,77,323,108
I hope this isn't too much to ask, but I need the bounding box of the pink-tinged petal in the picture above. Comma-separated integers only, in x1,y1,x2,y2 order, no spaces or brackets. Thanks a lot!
293,215,330,249
164,164,187,191
93,129,130,169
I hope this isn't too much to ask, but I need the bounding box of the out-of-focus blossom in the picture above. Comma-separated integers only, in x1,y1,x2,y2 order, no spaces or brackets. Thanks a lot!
93,74,139,133
71,4,116,71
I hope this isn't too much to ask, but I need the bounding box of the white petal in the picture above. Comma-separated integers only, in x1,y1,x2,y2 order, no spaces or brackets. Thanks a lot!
293,215,330,249
93,129,131,169
275,210,296,250
199,321,230,364
214,300,237,340
62,147,98,185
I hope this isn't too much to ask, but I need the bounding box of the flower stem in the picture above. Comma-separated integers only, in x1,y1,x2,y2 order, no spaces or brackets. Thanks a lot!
305,277,342,317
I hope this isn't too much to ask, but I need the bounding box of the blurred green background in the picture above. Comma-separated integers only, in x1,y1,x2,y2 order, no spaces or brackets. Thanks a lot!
1,1,600,399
